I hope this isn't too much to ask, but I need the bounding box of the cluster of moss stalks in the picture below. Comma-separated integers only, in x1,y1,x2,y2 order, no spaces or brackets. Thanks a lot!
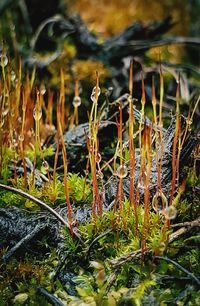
0,55,199,305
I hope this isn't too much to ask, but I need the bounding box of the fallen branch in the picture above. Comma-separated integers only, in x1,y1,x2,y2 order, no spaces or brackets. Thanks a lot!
154,256,200,286
109,216,200,268
35,286,64,306
0,183,83,243
110,248,144,268
157,275,200,281
170,217,200,229
169,218,200,244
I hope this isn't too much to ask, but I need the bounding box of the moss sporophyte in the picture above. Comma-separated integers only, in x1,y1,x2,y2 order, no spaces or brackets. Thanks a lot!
0,56,199,305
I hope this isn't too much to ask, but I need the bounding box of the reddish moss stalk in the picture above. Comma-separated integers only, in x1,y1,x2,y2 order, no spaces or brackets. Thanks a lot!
143,126,152,224
136,76,146,204
20,89,28,187
118,101,124,212
59,68,65,129
88,72,103,223
128,61,138,231
181,95,199,148
57,102,73,236
141,125,152,256
138,76,146,150
157,68,164,193
46,90,54,126
73,79,80,126
83,131,90,198
53,136,60,190
92,141,102,221
169,80,181,206
15,60,22,119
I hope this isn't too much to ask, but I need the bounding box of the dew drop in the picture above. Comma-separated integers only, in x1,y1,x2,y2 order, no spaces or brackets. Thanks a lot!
92,86,101,96
89,144,93,153
127,95,132,103
186,118,193,126
2,107,9,117
152,190,168,213
18,134,24,141
33,107,42,121
42,160,49,171
90,93,96,103
17,117,22,123
11,70,16,81
72,96,81,107
133,132,137,139
96,153,101,163
40,85,46,95
116,164,128,178
137,180,144,190
97,171,104,179
0,54,8,67
161,205,177,220
13,139,18,147
11,110,15,117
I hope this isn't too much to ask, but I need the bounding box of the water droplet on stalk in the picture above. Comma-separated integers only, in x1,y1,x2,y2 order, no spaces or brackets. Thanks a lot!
11,70,16,81
90,93,96,103
42,160,49,171
137,181,144,190
152,190,168,213
18,134,24,141
33,107,42,121
116,164,128,178
97,170,104,179
72,96,81,107
92,86,101,96
133,132,137,139
2,107,9,117
13,139,18,147
96,153,101,163
161,205,177,220
40,85,46,95
17,117,22,123
186,118,193,126
0,54,8,67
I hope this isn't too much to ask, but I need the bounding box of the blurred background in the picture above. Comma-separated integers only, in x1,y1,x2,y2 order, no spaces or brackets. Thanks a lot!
0,0,199,121
70,0,200,62
70,0,193,36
